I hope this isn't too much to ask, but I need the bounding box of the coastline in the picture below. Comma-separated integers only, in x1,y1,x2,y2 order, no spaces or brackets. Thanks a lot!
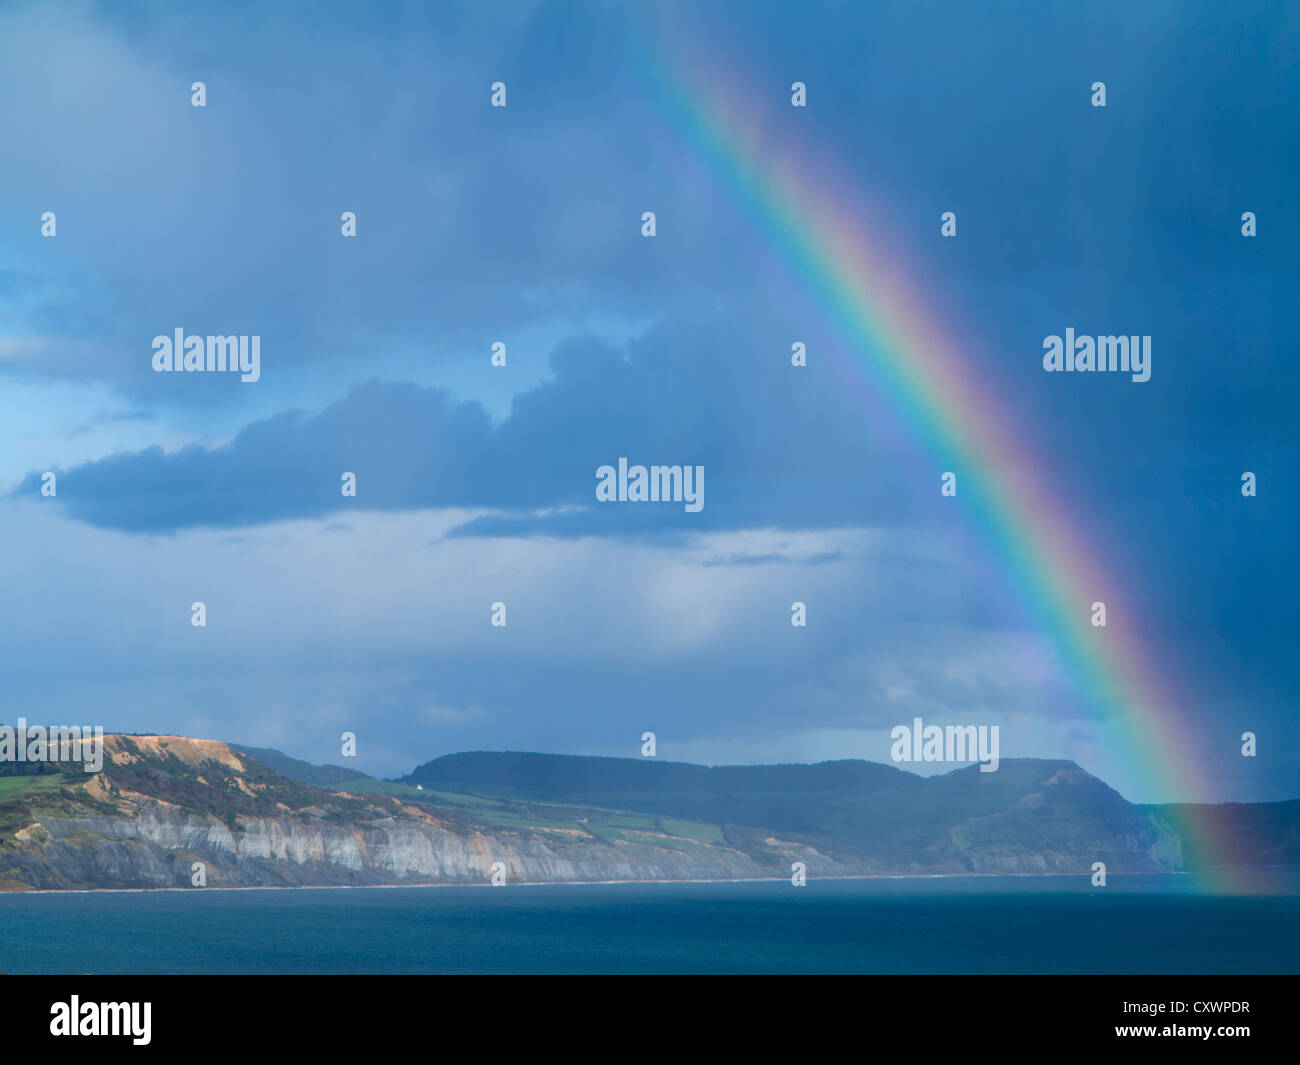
0,869,1208,897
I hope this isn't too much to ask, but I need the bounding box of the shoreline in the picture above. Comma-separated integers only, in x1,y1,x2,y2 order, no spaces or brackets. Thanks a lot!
0,869,1214,897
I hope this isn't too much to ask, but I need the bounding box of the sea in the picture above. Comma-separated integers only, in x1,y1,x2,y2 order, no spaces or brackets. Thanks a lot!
2,872,1297,974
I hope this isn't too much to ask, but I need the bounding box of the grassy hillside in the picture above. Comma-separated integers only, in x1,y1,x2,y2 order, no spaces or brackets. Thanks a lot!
228,744,367,790
9,739,1287,886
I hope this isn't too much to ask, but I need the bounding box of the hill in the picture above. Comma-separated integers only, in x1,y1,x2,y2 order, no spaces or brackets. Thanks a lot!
1,738,1294,891
227,743,367,790
400,751,1182,872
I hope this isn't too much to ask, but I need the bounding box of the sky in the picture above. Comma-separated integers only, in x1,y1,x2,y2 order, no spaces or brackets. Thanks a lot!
0,0,1296,802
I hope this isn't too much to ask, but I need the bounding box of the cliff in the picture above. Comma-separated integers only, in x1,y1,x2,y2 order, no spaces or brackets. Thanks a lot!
0,736,839,889
0,735,1221,891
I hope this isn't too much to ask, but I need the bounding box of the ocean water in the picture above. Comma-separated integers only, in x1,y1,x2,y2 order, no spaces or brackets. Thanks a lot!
2,873,1297,974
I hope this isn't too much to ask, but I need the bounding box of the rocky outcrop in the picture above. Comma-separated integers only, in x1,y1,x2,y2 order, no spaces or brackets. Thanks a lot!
0,801,837,890
0,736,838,889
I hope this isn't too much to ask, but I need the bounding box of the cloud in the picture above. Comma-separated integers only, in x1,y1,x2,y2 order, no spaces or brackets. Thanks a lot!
0,499,1112,782
0,0,760,401
16,318,944,535
1,1,1296,805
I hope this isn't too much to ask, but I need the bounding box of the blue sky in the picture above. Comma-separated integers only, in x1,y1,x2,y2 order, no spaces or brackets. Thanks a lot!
0,0,1296,802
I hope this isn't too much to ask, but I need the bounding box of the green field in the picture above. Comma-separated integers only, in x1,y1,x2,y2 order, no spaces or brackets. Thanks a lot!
0,775,71,802
334,779,729,844
330,777,428,799
660,818,726,845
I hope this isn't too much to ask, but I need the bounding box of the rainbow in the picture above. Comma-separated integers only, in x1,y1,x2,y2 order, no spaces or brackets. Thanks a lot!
634,50,1243,890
